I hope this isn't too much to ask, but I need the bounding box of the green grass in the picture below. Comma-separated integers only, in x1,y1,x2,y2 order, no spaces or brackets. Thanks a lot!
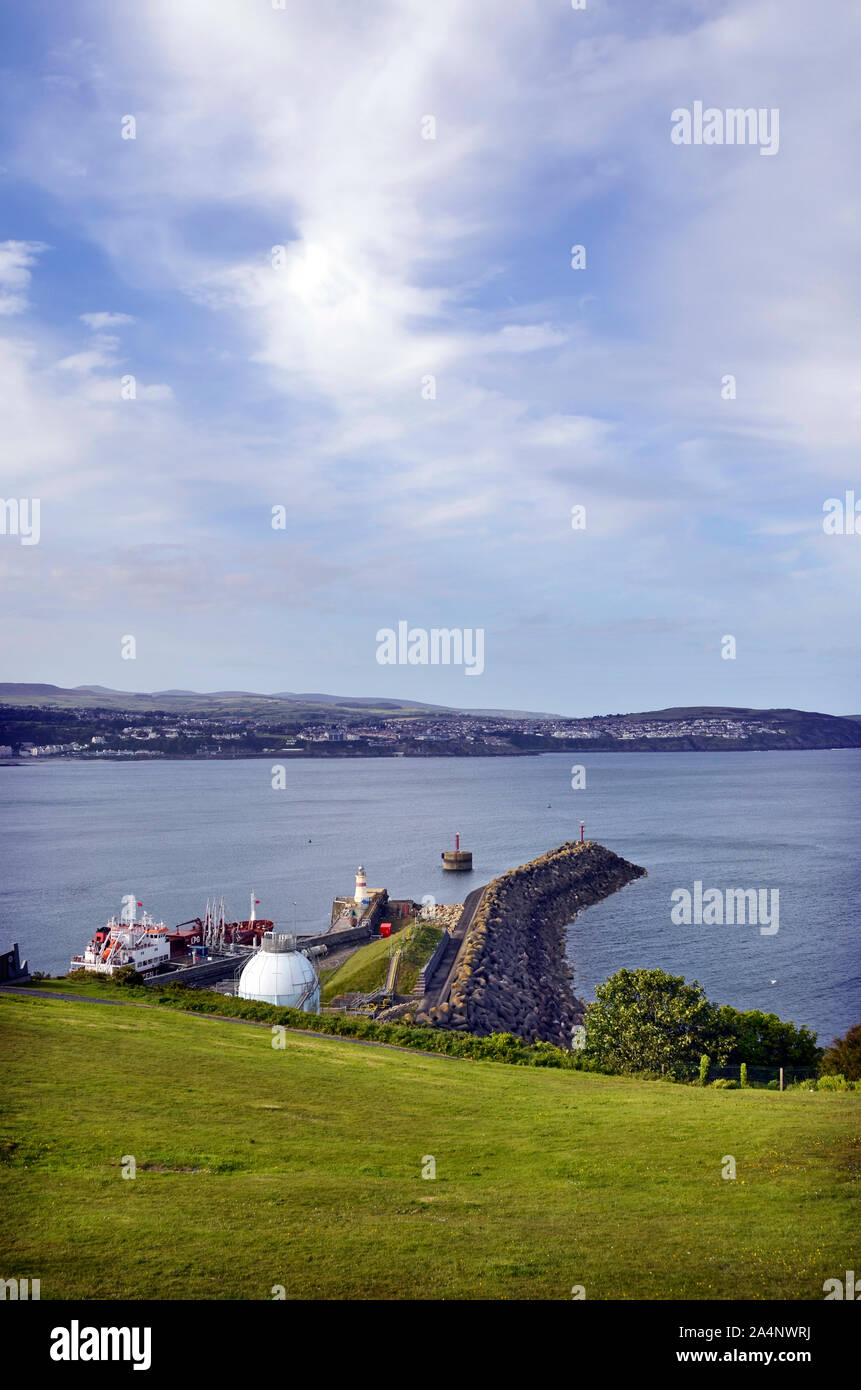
19,975,141,996
321,921,442,1001
0,993,857,1301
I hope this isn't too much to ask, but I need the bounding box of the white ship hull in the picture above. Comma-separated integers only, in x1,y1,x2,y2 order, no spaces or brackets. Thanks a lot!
70,909,170,977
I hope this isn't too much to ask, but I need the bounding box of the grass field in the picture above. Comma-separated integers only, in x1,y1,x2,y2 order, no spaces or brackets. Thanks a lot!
321,921,443,1001
0,991,857,1301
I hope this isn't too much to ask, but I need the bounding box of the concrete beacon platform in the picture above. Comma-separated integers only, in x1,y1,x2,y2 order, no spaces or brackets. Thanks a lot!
442,834,473,871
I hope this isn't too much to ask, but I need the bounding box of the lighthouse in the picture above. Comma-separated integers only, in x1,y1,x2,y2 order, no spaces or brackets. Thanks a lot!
354,865,368,903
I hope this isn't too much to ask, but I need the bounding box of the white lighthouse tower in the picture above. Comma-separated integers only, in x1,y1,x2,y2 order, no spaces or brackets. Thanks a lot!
354,865,368,903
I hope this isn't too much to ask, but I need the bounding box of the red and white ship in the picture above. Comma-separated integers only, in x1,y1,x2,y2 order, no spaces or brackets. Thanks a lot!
168,891,270,958
70,892,271,975
70,903,170,977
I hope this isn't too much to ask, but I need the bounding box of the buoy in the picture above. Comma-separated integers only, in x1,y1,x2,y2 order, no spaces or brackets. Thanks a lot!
441,832,472,872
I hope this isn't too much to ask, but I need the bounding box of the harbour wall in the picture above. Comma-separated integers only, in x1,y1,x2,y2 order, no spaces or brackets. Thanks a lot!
416,841,646,1047
149,953,247,989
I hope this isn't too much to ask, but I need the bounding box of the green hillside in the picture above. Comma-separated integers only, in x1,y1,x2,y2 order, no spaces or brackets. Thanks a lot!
0,993,856,1301
321,921,443,1001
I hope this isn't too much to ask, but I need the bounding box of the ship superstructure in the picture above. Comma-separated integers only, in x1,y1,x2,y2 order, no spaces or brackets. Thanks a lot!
70,901,170,977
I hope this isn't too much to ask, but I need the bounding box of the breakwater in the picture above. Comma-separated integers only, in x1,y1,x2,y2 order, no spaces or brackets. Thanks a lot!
415,841,646,1046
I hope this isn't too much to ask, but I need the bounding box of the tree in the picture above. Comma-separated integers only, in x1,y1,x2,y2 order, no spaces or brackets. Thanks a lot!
714,1006,820,1068
820,1023,861,1080
584,968,728,1079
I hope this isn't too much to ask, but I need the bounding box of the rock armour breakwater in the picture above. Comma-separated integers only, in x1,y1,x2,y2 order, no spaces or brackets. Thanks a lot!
416,841,646,1047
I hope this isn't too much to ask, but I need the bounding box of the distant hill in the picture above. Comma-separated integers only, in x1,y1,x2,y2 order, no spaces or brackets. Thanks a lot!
0,683,557,720
617,705,847,723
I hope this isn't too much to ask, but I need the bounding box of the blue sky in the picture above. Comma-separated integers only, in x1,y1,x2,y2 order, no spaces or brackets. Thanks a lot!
1,0,858,715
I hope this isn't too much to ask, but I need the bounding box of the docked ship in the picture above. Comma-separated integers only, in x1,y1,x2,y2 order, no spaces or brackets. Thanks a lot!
167,891,270,958
70,892,271,976
70,906,170,977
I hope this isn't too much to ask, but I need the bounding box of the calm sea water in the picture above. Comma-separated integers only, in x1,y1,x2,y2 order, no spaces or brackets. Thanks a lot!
0,751,858,1042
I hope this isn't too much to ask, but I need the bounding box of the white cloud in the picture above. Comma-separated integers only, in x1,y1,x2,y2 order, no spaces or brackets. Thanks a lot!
80,311,136,330
0,241,48,314
480,324,569,355
521,415,613,449
136,382,173,402
56,347,117,373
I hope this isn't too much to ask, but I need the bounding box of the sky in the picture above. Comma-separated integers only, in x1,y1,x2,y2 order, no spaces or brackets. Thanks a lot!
0,0,858,716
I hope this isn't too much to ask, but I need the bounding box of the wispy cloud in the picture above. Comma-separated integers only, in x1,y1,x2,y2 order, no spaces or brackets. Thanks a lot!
0,240,48,314
80,311,136,330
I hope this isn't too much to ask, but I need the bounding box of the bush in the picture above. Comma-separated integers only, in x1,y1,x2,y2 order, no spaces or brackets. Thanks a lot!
816,1073,853,1092
481,1032,528,1063
739,1062,748,1088
711,1078,737,1089
699,1054,710,1086
112,965,144,988
820,1023,861,1080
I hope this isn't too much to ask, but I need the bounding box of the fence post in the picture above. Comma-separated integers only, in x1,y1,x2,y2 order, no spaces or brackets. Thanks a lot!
779,1066,784,1092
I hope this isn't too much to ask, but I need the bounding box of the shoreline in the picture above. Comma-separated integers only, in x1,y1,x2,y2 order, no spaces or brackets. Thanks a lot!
3,743,859,769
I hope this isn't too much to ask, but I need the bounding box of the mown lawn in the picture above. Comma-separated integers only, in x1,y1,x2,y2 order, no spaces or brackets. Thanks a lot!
0,993,857,1300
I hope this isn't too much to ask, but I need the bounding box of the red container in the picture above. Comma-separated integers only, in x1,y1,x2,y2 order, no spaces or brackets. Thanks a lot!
379,923,391,938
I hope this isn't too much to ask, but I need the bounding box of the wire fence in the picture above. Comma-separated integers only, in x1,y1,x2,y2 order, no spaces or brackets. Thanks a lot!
707,1063,818,1087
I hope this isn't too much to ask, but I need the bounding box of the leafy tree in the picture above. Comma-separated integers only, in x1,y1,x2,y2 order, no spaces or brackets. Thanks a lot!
820,1023,861,1080
584,969,729,1079
714,1006,820,1067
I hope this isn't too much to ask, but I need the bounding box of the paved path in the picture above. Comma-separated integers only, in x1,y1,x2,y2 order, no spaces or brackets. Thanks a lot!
0,985,466,1063
384,948,402,994
420,883,487,1009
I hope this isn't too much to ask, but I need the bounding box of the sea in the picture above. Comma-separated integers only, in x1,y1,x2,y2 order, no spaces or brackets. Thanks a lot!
0,750,858,1043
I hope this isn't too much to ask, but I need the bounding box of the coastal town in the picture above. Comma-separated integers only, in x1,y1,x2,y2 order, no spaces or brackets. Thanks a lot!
2,691,859,761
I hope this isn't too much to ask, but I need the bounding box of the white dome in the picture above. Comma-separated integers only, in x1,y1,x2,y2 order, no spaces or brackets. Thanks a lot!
237,946,320,1012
